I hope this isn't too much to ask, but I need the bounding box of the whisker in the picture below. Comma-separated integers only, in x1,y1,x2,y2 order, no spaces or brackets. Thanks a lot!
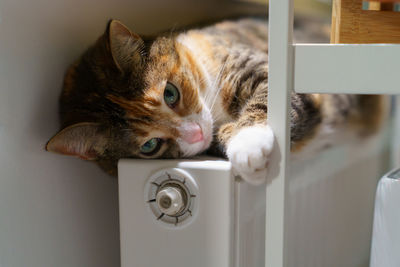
209,59,229,111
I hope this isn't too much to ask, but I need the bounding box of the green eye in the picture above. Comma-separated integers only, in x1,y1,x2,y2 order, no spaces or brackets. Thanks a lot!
140,138,162,155
164,82,180,108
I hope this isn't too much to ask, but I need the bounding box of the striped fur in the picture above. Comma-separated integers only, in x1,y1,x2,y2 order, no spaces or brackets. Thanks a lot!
46,18,386,181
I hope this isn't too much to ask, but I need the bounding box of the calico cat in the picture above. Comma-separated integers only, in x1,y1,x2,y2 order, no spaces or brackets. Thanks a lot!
46,18,385,185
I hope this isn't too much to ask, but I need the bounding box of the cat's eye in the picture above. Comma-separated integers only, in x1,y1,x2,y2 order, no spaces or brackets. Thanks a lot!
164,82,180,108
140,138,162,155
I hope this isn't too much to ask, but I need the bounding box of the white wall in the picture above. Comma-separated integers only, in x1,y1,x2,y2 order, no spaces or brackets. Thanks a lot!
0,1,263,266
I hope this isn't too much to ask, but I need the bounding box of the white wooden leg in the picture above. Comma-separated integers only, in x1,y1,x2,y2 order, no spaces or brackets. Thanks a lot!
266,0,294,266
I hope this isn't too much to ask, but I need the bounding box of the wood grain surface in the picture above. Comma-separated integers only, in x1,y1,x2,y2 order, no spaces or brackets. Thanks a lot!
331,0,400,43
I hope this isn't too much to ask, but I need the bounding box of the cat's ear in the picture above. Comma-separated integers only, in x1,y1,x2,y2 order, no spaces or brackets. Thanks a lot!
46,122,108,160
107,20,144,73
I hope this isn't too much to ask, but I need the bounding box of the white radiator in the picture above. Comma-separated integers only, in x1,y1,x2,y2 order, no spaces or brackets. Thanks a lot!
118,129,389,267
119,158,266,267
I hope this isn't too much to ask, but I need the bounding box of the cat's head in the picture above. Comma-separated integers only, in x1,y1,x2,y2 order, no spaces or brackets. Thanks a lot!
46,20,214,175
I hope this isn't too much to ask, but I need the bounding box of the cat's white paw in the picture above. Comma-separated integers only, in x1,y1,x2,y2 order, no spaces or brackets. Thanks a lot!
226,125,274,185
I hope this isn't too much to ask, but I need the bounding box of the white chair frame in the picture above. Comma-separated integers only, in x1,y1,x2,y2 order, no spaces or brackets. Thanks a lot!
266,1,400,266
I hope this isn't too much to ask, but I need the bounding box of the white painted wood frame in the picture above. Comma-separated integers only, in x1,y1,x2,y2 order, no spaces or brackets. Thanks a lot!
294,44,400,94
266,0,294,266
267,1,400,266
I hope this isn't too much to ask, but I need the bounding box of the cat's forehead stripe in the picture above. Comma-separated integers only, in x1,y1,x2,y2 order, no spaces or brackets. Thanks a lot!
176,44,200,84
144,86,162,105
106,94,154,116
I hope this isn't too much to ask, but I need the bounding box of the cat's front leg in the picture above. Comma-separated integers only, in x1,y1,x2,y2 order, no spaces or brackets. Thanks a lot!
215,47,274,184
219,122,274,185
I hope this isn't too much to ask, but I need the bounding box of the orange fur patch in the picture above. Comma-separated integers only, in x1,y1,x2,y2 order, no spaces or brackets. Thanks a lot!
106,94,153,117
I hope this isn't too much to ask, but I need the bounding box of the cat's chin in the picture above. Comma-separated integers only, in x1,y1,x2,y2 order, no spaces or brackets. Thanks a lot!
201,131,213,151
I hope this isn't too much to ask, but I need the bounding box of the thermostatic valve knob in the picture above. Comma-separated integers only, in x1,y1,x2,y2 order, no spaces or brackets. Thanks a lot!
146,169,198,227
156,186,186,216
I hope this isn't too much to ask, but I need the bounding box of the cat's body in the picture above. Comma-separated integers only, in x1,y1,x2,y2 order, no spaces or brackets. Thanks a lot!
46,18,386,185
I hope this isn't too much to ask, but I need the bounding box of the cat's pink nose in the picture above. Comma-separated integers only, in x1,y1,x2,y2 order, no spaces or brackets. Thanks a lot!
181,122,204,144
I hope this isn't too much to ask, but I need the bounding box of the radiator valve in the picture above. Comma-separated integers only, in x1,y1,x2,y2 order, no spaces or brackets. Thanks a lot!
145,168,199,228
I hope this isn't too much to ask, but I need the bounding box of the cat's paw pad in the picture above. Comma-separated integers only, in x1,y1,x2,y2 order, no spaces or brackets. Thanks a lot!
226,125,274,185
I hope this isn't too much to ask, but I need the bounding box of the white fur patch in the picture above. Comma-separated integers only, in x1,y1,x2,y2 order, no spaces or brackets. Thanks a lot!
226,125,274,185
